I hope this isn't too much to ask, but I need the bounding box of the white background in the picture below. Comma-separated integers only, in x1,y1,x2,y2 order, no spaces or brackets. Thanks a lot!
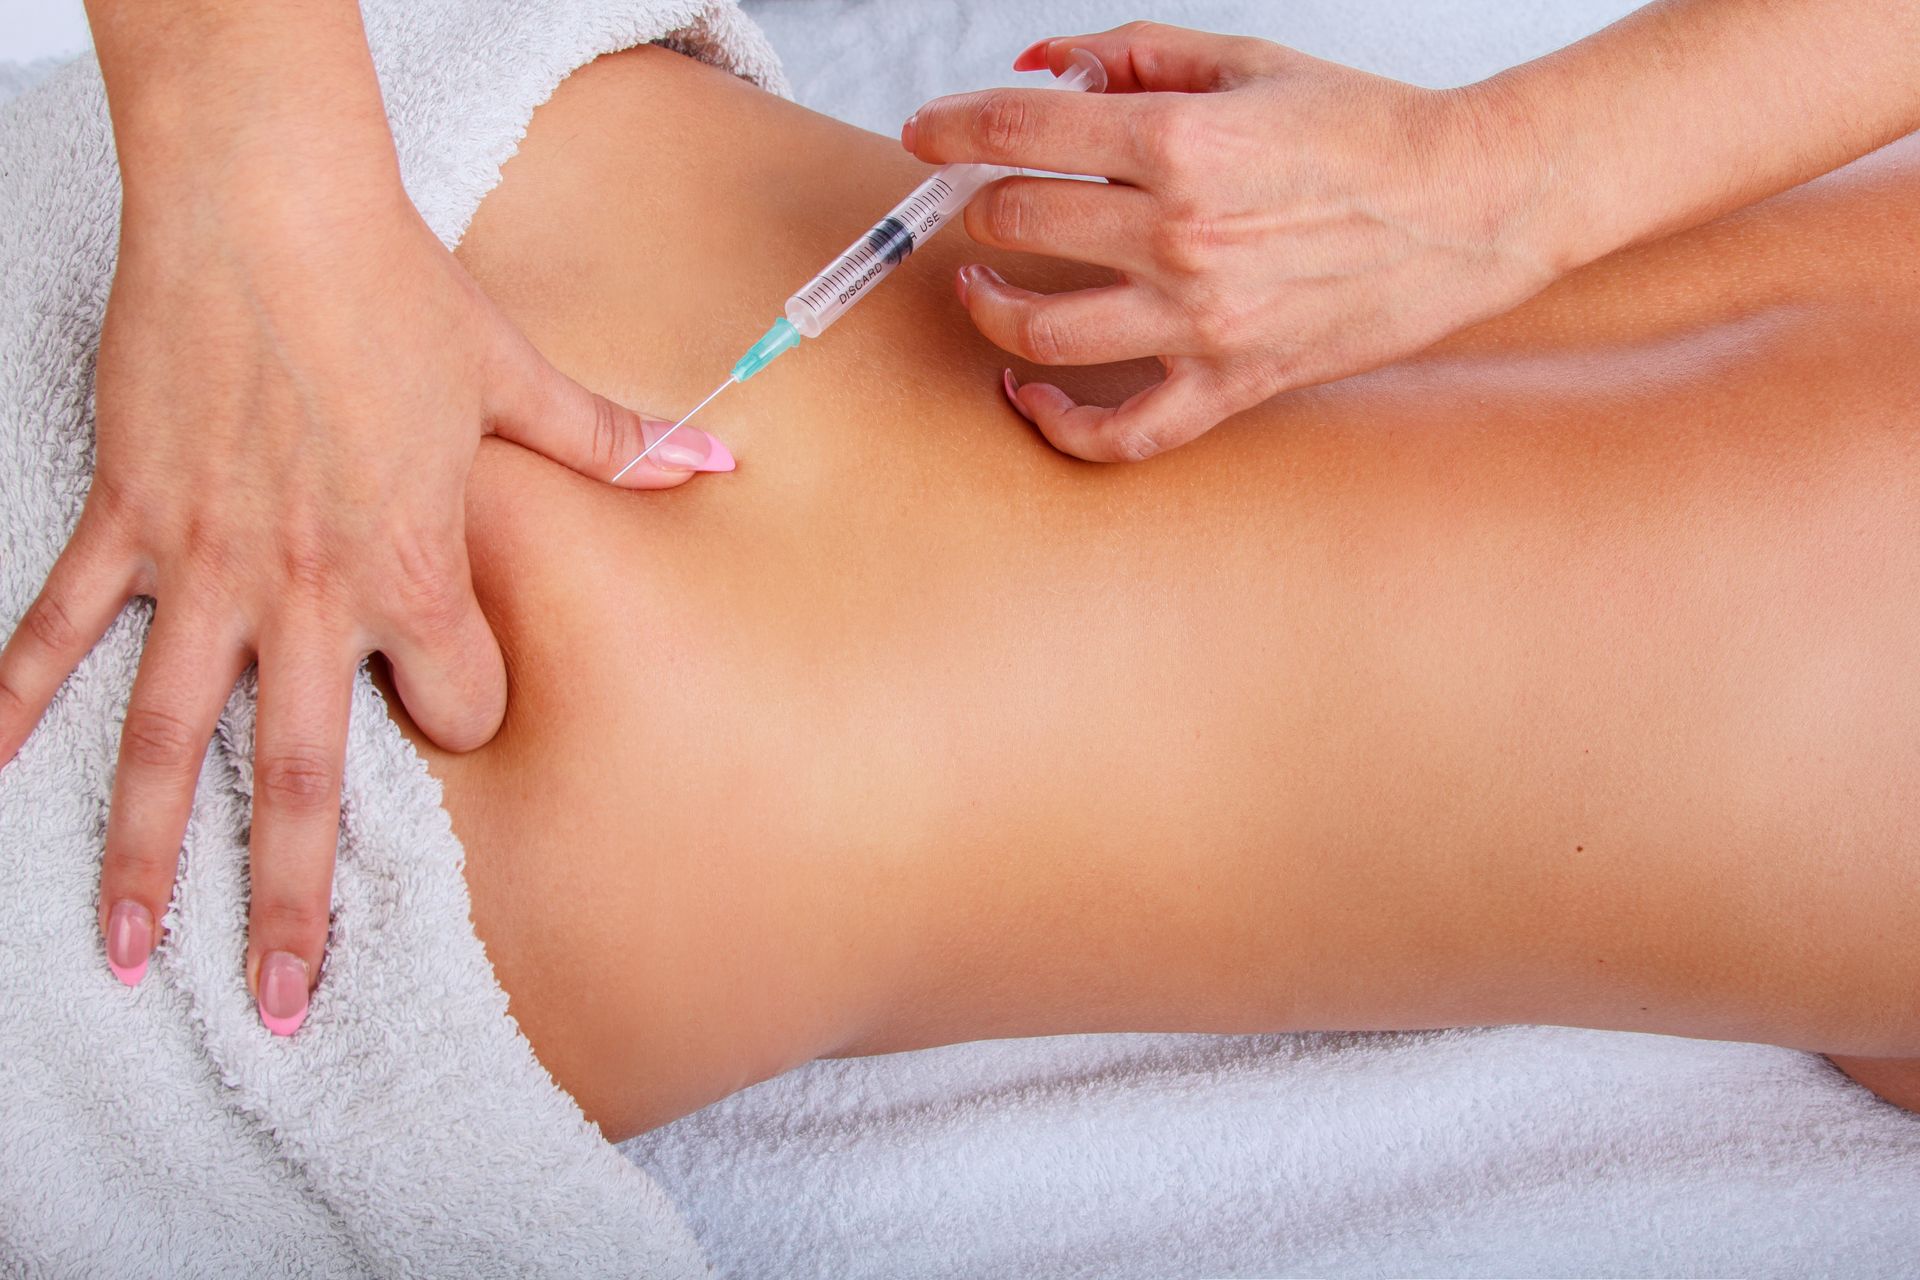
0,1,89,62
14,5,1914,1280
0,2,1645,141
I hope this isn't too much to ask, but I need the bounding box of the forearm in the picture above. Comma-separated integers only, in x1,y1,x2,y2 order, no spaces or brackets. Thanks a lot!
1483,0,1920,271
84,0,403,227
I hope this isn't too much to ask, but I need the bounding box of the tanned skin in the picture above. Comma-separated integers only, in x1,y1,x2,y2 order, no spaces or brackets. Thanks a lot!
371,48,1920,1141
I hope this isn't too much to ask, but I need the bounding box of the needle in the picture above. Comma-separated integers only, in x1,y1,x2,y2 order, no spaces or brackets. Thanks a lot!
609,378,735,485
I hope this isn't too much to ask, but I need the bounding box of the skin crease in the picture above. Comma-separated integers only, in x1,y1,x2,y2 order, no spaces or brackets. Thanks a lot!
371,46,1920,1142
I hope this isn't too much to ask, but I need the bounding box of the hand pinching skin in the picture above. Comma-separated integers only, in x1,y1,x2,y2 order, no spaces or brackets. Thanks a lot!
902,22,1558,462
0,0,733,1035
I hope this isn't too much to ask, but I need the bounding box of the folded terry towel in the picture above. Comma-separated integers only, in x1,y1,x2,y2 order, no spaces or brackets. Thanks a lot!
0,3,783,1274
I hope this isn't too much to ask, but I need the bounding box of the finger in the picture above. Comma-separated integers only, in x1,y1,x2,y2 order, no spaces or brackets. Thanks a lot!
376,536,506,754
901,86,1156,182
957,265,1176,367
245,633,355,1036
964,176,1155,274
1003,363,1235,463
1016,22,1285,94
486,328,735,488
98,603,249,986
0,513,133,765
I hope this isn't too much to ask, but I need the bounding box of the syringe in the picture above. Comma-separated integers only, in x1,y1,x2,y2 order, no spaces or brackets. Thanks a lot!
610,48,1109,482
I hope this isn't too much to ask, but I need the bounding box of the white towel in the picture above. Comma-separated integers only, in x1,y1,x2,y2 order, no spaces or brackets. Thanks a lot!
0,3,783,1274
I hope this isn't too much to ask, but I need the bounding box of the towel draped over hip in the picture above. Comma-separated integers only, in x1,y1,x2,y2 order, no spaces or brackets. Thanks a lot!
0,2,784,1274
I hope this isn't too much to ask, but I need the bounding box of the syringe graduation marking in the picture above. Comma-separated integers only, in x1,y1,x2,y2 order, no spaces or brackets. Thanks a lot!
796,176,958,312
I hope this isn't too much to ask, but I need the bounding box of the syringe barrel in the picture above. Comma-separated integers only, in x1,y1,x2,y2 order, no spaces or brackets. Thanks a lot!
783,162,1013,338
782,48,1109,341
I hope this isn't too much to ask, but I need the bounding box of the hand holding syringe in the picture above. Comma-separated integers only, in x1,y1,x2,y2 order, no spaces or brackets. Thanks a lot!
610,48,1108,482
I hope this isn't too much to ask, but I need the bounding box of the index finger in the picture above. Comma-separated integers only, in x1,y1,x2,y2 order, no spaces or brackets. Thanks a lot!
1014,22,1285,93
902,87,1153,183
1005,362,1236,463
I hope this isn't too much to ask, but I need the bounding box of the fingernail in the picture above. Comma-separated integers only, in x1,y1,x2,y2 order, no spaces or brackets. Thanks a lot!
1002,368,1033,422
900,114,917,152
637,420,735,474
697,434,736,473
1013,39,1051,71
957,264,994,304
105,899,153,987
257,950,310,1036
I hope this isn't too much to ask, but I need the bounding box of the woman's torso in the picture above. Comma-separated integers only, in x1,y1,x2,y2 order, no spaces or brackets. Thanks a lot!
382,47,1920,1138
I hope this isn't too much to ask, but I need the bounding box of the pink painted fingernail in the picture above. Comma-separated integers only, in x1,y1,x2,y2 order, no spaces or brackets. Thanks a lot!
698,433,736,473
258,950,310,1036
636,420,735,474
900,114,918,152
1013,39,1051,71
106,899,153,986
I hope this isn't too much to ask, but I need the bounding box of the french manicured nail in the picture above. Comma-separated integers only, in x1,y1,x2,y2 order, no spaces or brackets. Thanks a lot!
1002,368,1033,422
638,420,735,474
257,950,310,1036
900,114,917,152
106,899,153,987
1013,39,1051,71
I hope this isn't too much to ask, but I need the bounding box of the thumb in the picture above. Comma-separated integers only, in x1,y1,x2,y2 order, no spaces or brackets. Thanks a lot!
1004,361,1234,463
487,329,735,488
1016,21,1286,94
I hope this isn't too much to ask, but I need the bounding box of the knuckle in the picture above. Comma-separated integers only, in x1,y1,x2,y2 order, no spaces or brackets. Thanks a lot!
1153,210,1222,275
251,899,331,944
1183,288,1245,351
256,749,340,815
973,92,1036,159
1013,307,1067,365
1136,99,1209,180
979,183,1032,247
586,396,629,473
277,534,341,600
1190,304,1235,352
387,530,468,637
21,593,79,653
1131,99,1180,172
103,840,177,885
180,514,235,582
122,706,202,773
85,470,141,538
1107,429,1163,464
